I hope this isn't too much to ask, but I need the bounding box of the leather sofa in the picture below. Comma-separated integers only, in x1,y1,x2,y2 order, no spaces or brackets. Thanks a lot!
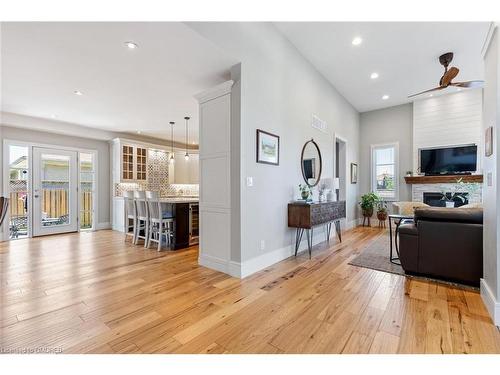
398,207,483,286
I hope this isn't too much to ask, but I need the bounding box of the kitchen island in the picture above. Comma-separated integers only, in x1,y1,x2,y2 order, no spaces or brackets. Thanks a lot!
112,196,199,249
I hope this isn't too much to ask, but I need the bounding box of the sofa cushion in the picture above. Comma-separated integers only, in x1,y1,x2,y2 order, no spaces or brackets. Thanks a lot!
414,207,483,224
398,222,418,235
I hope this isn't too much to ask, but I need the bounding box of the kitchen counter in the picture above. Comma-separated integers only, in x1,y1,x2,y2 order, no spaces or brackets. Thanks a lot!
114,196,198,203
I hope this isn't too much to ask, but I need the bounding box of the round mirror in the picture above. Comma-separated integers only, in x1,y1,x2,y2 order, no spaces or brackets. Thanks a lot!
301,139,322,187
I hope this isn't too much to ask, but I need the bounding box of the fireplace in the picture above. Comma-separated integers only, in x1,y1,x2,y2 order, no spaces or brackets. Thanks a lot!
423,192,468,208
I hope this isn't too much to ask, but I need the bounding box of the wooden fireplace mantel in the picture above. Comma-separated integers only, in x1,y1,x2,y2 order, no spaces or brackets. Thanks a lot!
404,174,483,184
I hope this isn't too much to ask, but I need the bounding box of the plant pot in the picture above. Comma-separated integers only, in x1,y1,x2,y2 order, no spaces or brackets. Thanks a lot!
445,201,455,208
362,208,373,217
301,191,310,200
377,211,388,221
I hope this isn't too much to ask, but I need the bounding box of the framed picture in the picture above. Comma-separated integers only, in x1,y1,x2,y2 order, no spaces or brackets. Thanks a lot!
256,129,280,165
350,163,358,184
485,126,493,157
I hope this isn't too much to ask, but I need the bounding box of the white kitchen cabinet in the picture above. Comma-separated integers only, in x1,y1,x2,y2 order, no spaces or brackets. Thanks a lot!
111,139,148,182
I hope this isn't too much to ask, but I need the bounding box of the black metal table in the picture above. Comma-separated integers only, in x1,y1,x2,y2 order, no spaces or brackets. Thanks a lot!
388,214,414,265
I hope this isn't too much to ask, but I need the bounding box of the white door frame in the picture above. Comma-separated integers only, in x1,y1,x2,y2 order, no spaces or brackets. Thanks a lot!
2,139,99,240
32,147,78,236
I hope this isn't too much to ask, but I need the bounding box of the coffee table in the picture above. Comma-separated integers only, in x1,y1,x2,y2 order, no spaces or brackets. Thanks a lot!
388,214,414,265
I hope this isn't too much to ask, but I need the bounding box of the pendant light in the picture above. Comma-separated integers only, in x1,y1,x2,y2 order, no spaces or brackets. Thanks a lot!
169,121,175,164
184,116,190,161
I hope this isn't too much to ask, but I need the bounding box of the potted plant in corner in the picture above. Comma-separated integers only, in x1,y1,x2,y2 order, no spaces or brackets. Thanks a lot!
376,200,388,227
359,192,379,226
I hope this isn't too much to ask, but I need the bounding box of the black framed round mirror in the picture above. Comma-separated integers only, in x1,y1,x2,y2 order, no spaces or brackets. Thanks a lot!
301,139,322,187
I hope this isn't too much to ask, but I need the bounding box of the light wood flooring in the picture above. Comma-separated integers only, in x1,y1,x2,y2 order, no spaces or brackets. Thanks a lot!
1,227,500,354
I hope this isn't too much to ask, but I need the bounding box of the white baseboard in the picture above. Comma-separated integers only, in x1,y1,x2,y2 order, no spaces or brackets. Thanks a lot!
238,225,337,278
198,253,241,278
96,222,111,230
199,221,356,279
480,278,500,326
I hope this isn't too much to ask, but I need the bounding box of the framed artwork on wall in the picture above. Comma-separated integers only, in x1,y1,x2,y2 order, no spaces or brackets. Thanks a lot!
256,129,280,165
485,126,493,157
350,163,358,184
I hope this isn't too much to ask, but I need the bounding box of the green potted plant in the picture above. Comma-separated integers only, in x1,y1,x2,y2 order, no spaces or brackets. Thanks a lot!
299,184,313,201
376,200,388,221
359,192,379,218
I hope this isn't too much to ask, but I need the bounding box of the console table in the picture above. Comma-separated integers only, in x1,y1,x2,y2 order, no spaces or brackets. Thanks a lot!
288,200,346,258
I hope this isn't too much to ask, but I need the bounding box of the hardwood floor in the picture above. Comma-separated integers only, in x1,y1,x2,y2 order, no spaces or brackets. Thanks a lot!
1,227,499,354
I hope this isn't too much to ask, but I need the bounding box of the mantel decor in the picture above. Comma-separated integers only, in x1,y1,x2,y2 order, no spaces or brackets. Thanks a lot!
256,129,280,165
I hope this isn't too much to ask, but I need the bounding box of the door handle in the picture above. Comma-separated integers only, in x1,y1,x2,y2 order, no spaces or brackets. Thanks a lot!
34,195,39,198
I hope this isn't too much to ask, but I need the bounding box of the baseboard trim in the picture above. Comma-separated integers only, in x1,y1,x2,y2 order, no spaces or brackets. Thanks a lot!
96,222,112,230
199,221,355,280
239,225,337,279
480,278,500,326
198,254,241,278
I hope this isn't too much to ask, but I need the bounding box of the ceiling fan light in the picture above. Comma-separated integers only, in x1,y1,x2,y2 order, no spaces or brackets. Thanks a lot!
184,153,189,161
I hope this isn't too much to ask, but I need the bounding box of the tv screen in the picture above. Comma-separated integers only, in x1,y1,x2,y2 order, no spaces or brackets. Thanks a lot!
420,145,477,175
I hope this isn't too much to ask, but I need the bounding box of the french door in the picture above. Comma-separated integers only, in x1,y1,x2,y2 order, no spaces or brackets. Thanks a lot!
32,147,78,236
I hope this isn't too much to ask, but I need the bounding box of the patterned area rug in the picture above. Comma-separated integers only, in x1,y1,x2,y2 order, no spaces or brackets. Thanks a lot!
348,233,478,290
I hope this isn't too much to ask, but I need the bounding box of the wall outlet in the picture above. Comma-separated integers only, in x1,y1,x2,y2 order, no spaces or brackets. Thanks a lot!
260,240,265,251
246,177,253,187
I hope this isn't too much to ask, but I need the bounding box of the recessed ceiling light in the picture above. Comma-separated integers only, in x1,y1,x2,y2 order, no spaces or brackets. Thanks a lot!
382,95,389,100
136,130,141,134
51,114,57,119
74,90,83,96
352,37,362,46
457,88,462,91
370,72,379,79
429,94,433,97
125,41,138,49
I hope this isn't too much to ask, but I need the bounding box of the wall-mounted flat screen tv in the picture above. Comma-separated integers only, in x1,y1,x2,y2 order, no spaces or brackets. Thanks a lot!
420,145,477,175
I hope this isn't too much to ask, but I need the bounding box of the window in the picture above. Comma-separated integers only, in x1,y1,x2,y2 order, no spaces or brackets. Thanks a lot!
371,143,399,201
79,152,95,230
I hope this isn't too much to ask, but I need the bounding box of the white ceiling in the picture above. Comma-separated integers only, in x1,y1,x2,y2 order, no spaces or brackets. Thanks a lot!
1,22,238,143
275,22,490,112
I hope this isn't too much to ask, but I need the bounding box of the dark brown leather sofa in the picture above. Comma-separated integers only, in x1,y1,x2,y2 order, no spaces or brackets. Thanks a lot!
398,207,483,286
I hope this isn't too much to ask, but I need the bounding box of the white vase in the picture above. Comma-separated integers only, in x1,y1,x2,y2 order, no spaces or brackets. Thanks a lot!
445,201,455,208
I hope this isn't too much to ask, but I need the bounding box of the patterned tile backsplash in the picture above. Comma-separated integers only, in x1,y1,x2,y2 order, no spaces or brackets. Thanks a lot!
114,149,199,197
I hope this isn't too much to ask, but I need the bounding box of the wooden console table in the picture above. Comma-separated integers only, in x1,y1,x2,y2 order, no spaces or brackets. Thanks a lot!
288,200,346,258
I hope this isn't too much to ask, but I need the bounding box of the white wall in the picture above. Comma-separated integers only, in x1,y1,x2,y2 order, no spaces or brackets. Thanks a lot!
413,89,483,172
481,24,500,325
0,124,111,227
360,104,413,204
188,22,360,276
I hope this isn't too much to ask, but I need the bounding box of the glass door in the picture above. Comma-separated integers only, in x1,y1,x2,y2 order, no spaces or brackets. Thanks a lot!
32,147,78,236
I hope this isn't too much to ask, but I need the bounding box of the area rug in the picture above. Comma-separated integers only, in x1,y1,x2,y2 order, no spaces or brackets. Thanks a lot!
348,233,478,290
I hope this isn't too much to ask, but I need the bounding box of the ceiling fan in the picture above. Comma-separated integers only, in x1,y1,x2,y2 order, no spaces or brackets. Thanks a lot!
408,52,484,98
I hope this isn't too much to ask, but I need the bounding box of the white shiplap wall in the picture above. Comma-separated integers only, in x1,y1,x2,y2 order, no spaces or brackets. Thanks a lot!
413,89,483,172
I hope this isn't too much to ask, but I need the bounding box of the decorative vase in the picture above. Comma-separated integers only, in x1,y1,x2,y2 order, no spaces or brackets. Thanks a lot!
301,191,310,200
445,201,455,208
326,191,334,202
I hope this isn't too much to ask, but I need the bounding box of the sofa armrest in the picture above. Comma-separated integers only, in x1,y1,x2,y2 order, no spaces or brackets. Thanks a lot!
398,222,418,274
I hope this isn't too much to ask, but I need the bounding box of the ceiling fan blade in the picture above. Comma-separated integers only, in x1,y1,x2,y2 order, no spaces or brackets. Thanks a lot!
451,80,484,88
408,86,445,98
441,66,459,86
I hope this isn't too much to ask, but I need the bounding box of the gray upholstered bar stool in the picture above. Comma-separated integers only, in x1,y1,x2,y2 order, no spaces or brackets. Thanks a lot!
133,191,149,245
145,191,174,251
124,191,136,242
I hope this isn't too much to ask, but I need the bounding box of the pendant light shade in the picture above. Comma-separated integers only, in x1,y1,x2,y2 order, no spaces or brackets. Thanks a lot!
169,121,175,164
184,116,190,161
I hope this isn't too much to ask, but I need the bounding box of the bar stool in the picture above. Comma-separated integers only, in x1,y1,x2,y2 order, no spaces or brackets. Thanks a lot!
124,191,136,242
133,191,149,245
145,191,175,251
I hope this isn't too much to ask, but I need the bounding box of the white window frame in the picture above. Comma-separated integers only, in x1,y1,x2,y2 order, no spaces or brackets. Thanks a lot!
370,142,399,201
